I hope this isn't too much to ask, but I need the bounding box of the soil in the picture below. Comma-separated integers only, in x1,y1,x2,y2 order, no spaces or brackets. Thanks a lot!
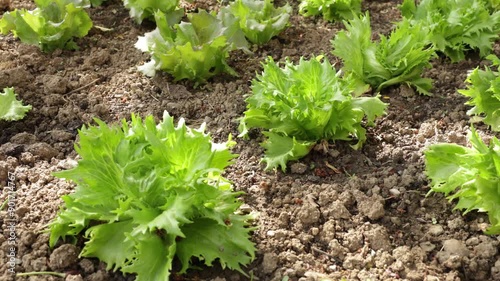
1,0,500,280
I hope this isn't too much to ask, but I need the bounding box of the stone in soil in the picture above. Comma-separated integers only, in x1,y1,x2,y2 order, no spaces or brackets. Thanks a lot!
436,239,470,269
49,244,79,271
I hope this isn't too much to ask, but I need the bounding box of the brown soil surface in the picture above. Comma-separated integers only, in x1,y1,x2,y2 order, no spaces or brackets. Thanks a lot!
1,0,499,281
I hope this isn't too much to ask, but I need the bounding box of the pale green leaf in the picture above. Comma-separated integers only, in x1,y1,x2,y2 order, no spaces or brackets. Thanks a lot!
123,0,179,24
261,132,315,171
0,88,31,121
121,233,176,281
81,220,136,271
177,217,255,275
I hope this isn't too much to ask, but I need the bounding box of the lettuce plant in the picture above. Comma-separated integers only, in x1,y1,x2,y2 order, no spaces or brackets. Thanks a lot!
220,0,291,45
135,10,248,84
458,55,500,131
239,56,387,171
401,0,500,62
0,0,93,52
0,88,31,121
124,0,180,24
425,128,500,235
331,13,435,95
299,0,362,22
49,112,256,280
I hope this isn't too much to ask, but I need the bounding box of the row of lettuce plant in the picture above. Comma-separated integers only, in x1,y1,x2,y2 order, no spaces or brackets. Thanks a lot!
3,1,500,280
238,0,500,238
403,0,500,235
242,0,500,171
425,54,500,235
343,0,500,236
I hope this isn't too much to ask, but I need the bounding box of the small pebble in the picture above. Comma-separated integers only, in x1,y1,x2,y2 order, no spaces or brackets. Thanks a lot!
311,227,319,236
290,162,308,174
427,224,444,236
389,188,401,197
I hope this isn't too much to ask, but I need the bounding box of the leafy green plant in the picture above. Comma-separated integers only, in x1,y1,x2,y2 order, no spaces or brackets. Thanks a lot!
135,10,248,84
220,0,291,45
0,0,93,52
331,13,435,95
0,88,32,121
401,0,500,62
425,127,500,235
299,0,362,22
238,56,387,171
49,111,256,280
123,0,180,24
458,54,500,131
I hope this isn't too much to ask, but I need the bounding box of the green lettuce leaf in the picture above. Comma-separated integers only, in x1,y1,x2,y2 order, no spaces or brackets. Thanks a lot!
120,233,176,281
425,127,500,235
261,132,315,172
49,111,255,279
177,216,256,276
331,12,435,95
135,10,248,84
0,87,31,121
81,221,136,271
220,0,291,45
299,0,362,22
0,0,92,52
123,0,180,24
401,0,500,62
239,56,387,171
458,54,500,131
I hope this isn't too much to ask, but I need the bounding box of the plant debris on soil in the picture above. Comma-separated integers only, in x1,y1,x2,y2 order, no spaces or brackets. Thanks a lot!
1,0,500,281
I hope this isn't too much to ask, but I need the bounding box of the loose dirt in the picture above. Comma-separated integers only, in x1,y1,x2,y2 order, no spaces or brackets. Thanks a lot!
1,0,499,280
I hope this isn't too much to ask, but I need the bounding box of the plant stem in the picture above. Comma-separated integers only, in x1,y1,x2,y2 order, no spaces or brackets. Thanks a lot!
0,198,7,210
